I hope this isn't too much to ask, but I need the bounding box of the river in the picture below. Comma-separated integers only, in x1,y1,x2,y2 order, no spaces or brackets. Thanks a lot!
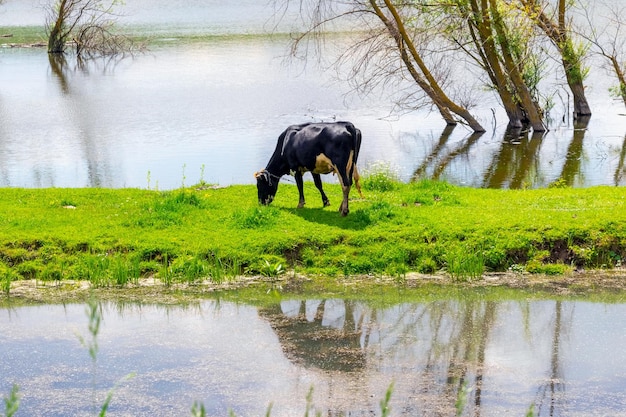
1,0,625,189
1,297,626,416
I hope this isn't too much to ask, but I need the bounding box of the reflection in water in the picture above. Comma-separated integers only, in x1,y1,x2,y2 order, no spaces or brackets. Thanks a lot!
1,298,626,416
482,130,544,188
559,117,591,187
257,297,626,416
48,54,114,187
0,40,625,189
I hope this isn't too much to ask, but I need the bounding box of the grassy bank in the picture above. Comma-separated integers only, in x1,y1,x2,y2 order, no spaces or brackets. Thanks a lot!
1,178,626,294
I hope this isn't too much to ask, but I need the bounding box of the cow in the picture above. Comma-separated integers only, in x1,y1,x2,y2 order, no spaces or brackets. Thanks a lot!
254,121,363,216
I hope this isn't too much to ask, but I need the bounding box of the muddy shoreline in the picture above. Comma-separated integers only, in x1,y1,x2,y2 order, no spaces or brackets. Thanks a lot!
4,269,626,305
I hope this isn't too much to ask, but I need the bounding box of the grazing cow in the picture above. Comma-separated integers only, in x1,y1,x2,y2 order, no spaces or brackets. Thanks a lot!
255,121,363,216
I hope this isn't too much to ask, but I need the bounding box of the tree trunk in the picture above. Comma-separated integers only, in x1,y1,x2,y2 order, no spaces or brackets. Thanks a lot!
520,0,591,118
610,56,626,107
372,0,486,132
467,0,526,129
47,0,68,54
488,0,546,131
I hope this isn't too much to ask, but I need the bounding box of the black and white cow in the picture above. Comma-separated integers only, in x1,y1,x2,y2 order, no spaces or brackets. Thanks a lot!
254,121,363,216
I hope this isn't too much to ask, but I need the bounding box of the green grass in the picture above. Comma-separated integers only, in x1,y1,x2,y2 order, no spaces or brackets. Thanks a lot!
1,179,626,287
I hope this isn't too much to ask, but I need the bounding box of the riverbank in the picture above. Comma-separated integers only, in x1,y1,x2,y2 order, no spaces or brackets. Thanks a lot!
2,179,626,303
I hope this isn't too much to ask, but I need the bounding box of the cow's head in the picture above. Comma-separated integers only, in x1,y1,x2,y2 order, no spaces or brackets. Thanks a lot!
254,170,278,205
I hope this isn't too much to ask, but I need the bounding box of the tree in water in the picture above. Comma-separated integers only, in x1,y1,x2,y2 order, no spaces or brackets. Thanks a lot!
279,0,486,132
46,0,142,59
516,0,592,118
439,0,547,131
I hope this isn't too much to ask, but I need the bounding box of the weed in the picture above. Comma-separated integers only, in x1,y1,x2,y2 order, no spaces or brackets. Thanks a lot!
259,259,285,278
380,383,394,417
191,401,206,417
446,244,485,281
455,381,472,416
526,261,570,275
2,384,19,417
363,163,399,192
160,254,173,287
0,263,17,296
416,257,438,274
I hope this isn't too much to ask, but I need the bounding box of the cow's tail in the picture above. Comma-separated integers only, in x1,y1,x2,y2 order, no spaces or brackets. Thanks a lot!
345,122,361,164
346,122,364,198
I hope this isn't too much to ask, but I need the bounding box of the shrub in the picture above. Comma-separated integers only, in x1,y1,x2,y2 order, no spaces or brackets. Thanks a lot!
363,163,400,192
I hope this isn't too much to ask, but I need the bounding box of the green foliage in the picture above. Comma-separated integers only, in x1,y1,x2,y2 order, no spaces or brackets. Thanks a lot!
380,383,394,417
445,244,485,282
363,164,400,192
2,384,19,417
526,261,570,275
0,262,18,296
248,255,286,278
191,401,206,417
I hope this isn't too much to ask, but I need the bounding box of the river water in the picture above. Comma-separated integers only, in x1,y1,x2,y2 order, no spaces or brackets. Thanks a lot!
1,1,625,189
1,298,626,416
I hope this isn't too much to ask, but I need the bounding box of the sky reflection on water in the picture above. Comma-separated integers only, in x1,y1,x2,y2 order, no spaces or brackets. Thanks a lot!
1,298,626,416
1,2,625,190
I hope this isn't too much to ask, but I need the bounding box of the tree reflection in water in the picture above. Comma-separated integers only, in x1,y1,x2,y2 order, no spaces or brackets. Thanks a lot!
260,298,578,416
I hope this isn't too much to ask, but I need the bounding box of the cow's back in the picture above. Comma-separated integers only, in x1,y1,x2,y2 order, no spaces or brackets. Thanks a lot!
282,122,357,170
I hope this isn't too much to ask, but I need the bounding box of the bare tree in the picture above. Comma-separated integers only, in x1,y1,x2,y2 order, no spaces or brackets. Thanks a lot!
578,1,626,107
279,0,486,132
46,0,142,58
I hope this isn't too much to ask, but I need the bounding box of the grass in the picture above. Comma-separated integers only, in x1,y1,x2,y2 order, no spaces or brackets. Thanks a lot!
1,178,626,290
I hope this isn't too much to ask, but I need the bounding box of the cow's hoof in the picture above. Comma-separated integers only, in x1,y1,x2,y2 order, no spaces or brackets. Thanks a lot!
297,202,305,208
323,200,331,207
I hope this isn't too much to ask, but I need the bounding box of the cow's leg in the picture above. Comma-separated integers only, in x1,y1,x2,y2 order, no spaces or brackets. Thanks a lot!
334,162,352,217
353,165,364,198
312,173,331,207
295,171,306,208
339,185,351,216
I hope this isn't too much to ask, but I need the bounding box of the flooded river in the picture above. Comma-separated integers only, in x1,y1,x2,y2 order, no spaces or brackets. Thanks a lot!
1,1,625,189
1,297,626,416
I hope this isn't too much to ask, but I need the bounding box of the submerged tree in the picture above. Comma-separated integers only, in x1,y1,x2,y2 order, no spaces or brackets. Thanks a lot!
46,0,142,59
445,0,547,131
515,0,592,118
280,0,486,132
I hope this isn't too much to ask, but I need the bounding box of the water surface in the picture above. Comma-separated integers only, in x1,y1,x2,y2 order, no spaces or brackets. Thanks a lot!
1,298,626,416
1,1,625,190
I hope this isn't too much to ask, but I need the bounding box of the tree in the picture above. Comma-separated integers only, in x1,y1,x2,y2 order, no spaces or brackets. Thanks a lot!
282,0,486,132
438,0,547,131
45,0,141,58
515,0,592,118
579,1,626,107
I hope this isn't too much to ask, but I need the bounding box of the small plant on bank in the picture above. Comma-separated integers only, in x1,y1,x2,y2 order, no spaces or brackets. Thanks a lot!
247,256,286,278
2,384,19,417
363,163,400,192
1,263,18,296
446,244,485,282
